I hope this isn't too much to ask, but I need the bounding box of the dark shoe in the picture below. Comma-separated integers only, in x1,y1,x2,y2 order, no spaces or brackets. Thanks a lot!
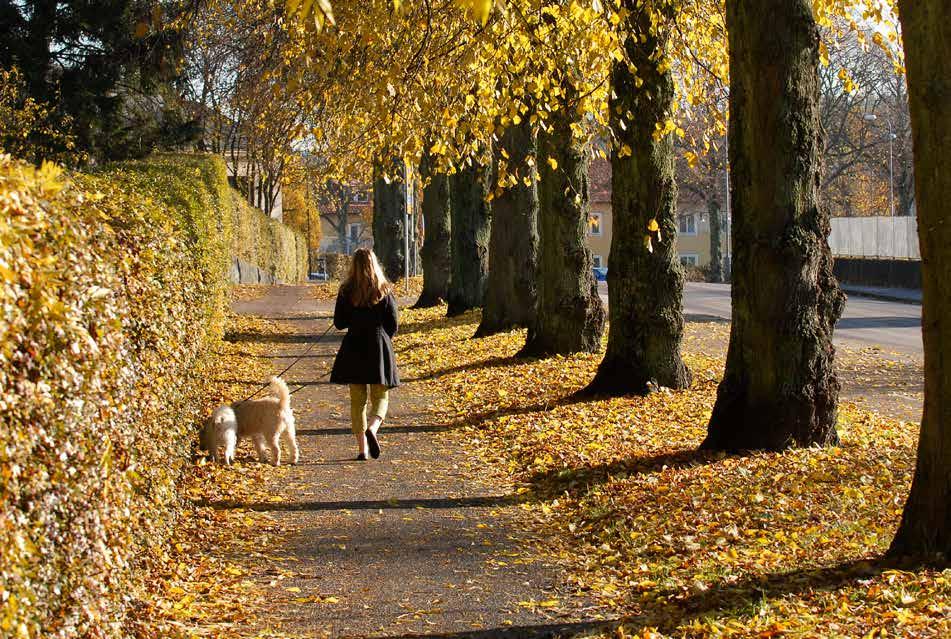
356,453,367,461
366,429,381,459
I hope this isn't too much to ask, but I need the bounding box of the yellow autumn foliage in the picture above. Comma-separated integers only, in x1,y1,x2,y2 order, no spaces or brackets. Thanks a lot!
0,153,303,637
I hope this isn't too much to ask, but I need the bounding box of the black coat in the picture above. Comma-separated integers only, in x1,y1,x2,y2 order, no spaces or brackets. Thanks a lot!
329,292,400,388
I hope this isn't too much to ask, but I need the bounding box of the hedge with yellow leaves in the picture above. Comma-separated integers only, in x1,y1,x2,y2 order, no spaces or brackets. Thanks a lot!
233,192,309,284
0,153,303,637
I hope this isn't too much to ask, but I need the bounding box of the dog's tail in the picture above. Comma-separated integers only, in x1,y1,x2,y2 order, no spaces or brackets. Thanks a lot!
270,376,291,411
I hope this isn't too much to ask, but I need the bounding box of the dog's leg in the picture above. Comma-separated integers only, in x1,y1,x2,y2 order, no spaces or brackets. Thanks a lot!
282,422,300,465
253,435,269,463
269,433,282,466
224,430,236,465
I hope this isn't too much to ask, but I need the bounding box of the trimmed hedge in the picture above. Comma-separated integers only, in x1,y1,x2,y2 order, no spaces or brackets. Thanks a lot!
233,195,309,284
0,153,303,637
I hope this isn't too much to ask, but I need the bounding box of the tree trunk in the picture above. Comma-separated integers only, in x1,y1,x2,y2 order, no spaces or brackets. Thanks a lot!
372,159,406,282
521,108,606,356
708,198,723,283
446,159,491,316
889,0,951,559
337,210,348,255
476,120,539,336
583,20,690,394
414,153,452,307
702,0,845,451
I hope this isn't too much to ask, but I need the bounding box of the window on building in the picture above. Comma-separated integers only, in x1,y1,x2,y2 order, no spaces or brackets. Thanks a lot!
348,223,362,243
678,213,697,235
351,190,369,204
589,212,603,236
592,255,603,269
680,254,699,267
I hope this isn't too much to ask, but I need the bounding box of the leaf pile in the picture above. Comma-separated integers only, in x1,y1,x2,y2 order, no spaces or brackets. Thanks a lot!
397,306,949,638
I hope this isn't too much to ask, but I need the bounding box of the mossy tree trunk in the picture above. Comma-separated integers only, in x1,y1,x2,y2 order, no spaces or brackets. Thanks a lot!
583,13,690,395
521,107,605,356
889,0,951,559
446,158,491,316
702,0,845,452
708,199,723,283
414,152,452,308
476,120,539,337
372,159,406,282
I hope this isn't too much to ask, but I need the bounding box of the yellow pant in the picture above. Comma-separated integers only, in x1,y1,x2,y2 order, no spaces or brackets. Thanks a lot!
349,384,389,436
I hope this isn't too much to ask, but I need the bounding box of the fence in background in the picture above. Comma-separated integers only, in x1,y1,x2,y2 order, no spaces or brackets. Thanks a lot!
829,216,919,260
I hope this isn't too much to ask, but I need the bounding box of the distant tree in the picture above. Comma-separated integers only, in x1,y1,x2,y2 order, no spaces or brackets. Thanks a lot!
676,90,728,282
447,158,491,317
415,150,452,308
476,120,538,336
0,67,81,164
318,178,370,255
182,0,305,217
0,0,194,163
373,159,407,282
521,103,605,357
820,28,914,218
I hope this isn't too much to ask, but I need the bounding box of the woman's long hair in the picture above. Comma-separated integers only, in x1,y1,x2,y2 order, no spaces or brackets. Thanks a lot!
342,248,393,307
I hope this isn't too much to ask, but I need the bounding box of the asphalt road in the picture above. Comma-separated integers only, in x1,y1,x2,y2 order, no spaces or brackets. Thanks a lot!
600,282,923,356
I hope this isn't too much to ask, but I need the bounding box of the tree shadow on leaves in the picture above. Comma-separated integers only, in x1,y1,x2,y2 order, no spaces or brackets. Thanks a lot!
201,494,525,512
400,312,480,336
526,448,724,500
377,557,899,638
403,354,528,382
424,392,595,433
223,331,343,345
638,556,897,633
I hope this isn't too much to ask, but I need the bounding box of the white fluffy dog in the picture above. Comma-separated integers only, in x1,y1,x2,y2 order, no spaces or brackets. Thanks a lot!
209,377,299,466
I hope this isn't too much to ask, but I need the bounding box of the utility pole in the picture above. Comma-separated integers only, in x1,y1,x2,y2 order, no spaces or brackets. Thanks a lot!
724,130,731,278
864,113,898,217
404,161,411,291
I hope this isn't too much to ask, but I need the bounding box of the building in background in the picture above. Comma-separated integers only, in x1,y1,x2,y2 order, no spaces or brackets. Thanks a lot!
318,184,374,255
586,159,728,270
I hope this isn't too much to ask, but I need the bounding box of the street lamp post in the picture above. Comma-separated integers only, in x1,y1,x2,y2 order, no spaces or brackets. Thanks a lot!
403,161,413,289
724,130,731,277
864,113,898,217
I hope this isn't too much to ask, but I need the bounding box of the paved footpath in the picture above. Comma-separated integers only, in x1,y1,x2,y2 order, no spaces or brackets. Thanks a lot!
228,286,587,639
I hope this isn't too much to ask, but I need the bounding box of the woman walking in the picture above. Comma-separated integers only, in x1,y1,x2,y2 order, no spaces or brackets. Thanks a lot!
330,248,400,460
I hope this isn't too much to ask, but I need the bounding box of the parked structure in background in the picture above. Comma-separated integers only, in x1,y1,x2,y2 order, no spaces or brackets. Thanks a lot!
586,159,728,273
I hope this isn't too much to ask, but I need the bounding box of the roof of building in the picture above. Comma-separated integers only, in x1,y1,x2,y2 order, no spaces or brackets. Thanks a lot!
590,158,611,204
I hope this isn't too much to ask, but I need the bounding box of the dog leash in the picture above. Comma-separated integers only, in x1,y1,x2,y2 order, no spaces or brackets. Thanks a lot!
236,319,336,404
287,367,332,396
